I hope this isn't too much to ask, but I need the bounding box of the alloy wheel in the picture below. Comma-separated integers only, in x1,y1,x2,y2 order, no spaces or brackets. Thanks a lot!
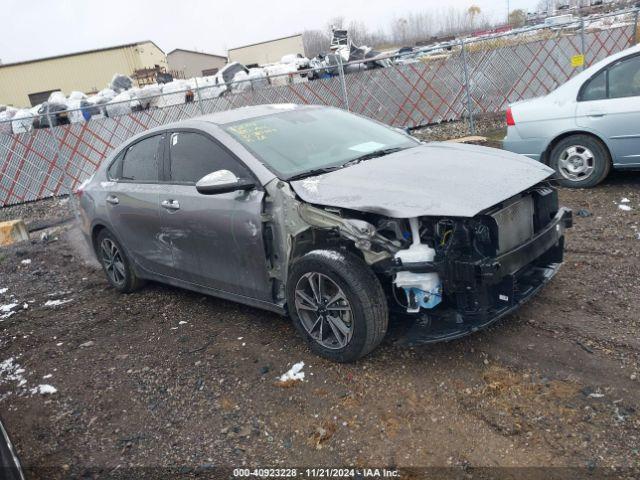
100,238,126,286
294,272,354,350
557,145,595,182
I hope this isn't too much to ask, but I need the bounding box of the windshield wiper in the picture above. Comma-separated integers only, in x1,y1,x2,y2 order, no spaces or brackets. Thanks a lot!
342,147,407,167
287,165,343,181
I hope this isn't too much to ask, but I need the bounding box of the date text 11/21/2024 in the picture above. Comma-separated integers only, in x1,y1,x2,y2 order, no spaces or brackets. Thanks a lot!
232,468,401,478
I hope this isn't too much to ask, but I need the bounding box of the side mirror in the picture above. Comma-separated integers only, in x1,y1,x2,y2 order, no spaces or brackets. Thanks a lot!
195,169,255,195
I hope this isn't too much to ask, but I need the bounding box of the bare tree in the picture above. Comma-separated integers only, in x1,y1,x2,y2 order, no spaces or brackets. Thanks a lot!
508,9,527,27
302,29,330,58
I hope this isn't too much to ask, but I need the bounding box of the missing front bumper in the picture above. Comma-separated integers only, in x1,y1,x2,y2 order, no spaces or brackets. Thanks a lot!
392,207,571,346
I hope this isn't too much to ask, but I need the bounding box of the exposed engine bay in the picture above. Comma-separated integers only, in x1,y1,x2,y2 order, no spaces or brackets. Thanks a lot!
263,179,572,344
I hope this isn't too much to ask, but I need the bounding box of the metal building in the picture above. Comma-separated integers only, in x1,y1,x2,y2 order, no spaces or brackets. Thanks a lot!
0,41,167,108
228,34,306,67
167,49,227,78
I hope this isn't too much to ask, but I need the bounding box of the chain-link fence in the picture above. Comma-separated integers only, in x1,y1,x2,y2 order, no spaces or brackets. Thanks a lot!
1,8,638,207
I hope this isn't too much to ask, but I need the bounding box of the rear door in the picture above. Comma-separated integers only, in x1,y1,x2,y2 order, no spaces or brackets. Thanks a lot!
104,133,174,276
576,54,640,166
159,129,272,301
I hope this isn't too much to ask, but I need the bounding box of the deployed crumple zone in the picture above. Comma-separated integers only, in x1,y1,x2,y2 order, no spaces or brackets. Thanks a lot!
78,104,572,362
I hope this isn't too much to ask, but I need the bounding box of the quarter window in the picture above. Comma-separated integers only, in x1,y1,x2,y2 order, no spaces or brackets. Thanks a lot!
168,132,245,183
581,70,606,101
121,135,161,182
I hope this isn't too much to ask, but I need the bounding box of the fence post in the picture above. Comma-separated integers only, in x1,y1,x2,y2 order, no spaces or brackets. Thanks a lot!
580,16,586,71
194,77,205,115
337,54,350,111
460,40,476,136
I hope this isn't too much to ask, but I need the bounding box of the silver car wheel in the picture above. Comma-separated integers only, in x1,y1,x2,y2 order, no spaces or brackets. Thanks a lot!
557,145,595,182
294,272,353,350
100,238,126,286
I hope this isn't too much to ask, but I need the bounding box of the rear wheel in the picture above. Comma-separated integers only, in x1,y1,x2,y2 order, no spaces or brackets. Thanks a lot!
549,134,610,188
287,250,388,362
95,229,145,293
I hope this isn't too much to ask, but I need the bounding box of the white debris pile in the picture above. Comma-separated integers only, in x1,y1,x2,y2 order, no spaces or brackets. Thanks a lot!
277,361,306,383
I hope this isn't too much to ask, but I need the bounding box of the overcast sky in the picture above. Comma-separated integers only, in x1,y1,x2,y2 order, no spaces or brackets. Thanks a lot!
2,0,536,64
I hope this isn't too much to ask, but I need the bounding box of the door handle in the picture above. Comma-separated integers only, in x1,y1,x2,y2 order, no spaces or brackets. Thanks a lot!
161,199,180,211
106,195,119,205
587,111,605,118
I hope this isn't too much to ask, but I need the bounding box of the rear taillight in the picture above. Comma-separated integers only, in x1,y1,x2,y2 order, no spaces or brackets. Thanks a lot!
506,107,515,127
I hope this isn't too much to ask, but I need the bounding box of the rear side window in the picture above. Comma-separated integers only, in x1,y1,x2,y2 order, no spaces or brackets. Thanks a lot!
168,132,246,183
581,70,606,101
608,55,640,99
121,135,161,182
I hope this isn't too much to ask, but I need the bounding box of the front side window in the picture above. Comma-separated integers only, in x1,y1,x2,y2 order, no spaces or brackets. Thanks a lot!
121,135,161,182
168,132,246,183
608,55,640,99
222,108,418,179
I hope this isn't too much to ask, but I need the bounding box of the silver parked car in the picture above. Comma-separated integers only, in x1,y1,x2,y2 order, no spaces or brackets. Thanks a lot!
503,44,640,187
78,105,571,362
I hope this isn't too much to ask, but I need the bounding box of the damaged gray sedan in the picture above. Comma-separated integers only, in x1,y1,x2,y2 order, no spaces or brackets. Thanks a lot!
78,105,572,362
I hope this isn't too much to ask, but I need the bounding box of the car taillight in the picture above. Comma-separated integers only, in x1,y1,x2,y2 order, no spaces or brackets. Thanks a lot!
506,107,515,127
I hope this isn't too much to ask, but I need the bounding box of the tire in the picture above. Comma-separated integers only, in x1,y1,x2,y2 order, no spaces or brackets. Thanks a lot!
286,249,388,362
95,229,145,293
549,134,610,188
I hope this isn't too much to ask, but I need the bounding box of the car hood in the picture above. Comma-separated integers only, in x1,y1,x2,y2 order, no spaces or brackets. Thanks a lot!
290,142,554,218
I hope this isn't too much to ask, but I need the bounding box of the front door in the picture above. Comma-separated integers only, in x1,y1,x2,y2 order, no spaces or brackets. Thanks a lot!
576,53,640,167
159,130,272,301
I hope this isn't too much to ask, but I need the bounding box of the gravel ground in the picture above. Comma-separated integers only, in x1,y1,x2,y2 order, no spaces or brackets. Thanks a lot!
1,122,639,478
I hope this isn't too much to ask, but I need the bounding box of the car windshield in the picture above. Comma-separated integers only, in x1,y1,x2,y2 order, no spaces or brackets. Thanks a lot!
222,108,419,179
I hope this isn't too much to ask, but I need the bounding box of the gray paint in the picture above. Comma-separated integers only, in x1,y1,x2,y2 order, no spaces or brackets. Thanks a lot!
291,142,553,218
79,104,554,315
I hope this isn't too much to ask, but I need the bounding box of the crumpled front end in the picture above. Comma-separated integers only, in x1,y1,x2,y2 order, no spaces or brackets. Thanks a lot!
266,178,571,345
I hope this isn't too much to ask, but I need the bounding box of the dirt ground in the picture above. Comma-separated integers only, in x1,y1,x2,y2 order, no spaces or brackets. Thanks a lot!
1,122,639,478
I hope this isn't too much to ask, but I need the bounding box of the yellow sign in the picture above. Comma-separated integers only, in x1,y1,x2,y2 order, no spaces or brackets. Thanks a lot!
571,54,585,68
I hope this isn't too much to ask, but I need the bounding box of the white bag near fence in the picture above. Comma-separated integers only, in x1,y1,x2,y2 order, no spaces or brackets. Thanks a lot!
264,63,297,87
11,109,35,134
0,107,17,134
105,91,133,117
158,81,189,107
137,84,162,109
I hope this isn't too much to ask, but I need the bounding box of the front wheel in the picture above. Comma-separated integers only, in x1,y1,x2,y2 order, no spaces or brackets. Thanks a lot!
287,250,388,362
549,134,610,188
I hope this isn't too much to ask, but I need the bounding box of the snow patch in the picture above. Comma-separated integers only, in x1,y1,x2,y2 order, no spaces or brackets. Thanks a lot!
20,259,31,265
0,358,26,388
278,361,305,382
0,303,18,313
30,384,57,395
301,177,321,193
44,299,72,307
312,249,344,262
178,321,187,325
0,288,7,294
618,204,632,211
620,198,630,203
